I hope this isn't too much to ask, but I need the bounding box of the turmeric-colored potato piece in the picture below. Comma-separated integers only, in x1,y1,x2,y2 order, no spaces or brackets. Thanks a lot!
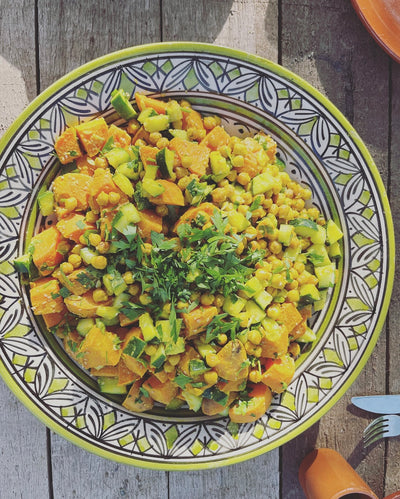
53,172,92,212
54,127,82,165
78,325,122,369
56,213,95,243
261,354,295,393
215,339,249,381
55,267,95,296
31,226,65,275
75,117,109,157
42,311,65,329
90,365,119,377
202,392,236,417
182,305,218,337
30,278,65,315
149,180,185,206
178,346,202,377
137,209,163,241
108,124,131,148
122,355,147,379
142,375,178,405
229,383,272,423
169,137,210,176
123,380,154,412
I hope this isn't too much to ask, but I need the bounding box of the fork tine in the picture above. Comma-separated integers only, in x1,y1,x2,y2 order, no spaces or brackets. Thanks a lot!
363,416,390,447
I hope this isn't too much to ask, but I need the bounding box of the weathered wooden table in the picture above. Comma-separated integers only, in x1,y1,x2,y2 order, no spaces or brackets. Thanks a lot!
0,1,399,497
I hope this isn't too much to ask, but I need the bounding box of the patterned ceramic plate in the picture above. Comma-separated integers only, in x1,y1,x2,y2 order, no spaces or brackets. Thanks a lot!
0,43,394,469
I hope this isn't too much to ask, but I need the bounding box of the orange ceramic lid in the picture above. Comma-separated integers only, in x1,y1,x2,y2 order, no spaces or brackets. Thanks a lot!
352,0,400,63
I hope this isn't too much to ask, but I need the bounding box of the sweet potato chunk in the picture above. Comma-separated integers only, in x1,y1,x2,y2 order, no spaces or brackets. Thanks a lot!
54,127,82,165
261,354,295,393
229,383,272,423
142,375,178,405
200,125,230,151
123,380,154,412
31,226,65,275
78,325,122,369
149,180,184,206
64,291,100,318
107,124,131,148
30,278,65,315
135,93,168,114
137,209,163,241
215,339,249,381
75,117,109,157
182,306,218,337
169,137,210,176
56,213,95,243
53,172,92,212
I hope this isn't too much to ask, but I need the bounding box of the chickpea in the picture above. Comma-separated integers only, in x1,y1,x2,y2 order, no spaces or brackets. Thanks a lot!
88,233,102,247
204,371,218,385
91,255,107,270
68,254,82,268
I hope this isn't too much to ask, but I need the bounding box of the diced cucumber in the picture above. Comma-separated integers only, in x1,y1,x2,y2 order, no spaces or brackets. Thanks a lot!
251,172,279,195
80,247,97,265
155,319,183,343
116,161,142,180
210,151,231,181
261,317,281,334
166,101,183,122
143,163,159,181
315,263,336,288
143,115,170,133
223,295,247,317
112,202,141,232
110,89,138,120
96,305,120,321
181,391,202,412
169,129,187,140
243,276,264,298
77,318,95,337
328,241,342,259
194,341,216,358
313,289,328,312
113,172,134,197
228,211,250,232
299,284,320,304
150,343,166,370
254,289,273,309
189,359,209,377
245,300,267,323
297,326,317,343
283,246,300,261
13,253,35,275
113,292,130,309
98,376,127,395
307,244,331,267
105,148,132,168
142,178,165,197
103,273,127,296
289,218,319,238
165,398,185,410
123,336,147,358
310,225,327,245
326,219,343,244
278,224,294,245
156,147,175,179
138,108,157,124
38,191,54,216
139,312,160,342
165,337,185,355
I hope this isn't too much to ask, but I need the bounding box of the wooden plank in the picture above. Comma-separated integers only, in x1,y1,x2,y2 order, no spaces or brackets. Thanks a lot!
37,0,161,90
0,1,50,497
50,434,168,499
280,1,390,497
36,1,168,497
385,59,400,496
162,0,278,61
162,2,280,497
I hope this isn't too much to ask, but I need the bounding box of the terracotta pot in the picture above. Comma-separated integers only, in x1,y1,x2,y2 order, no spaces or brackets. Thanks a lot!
298,448,378,499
